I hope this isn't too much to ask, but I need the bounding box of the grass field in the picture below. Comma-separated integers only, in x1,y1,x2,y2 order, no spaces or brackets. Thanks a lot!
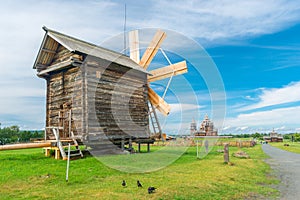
0,144,278,199
269,142,300,153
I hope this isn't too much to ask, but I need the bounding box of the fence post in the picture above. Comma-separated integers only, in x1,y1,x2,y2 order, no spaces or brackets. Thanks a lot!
196,140,199,158
66,143,71,182
224,143,229,163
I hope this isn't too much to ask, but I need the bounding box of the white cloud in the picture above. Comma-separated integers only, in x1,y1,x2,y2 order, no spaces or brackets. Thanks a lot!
275,126,286,131
244,95,256,101
149,0,300,41
222,126,231,130
170,103,203,113
235,126,249,131
225,106,300,128
239,81,300,111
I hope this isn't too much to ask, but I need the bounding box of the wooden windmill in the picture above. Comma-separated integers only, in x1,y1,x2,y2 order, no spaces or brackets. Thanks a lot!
29,27,189,158
128,30,188,137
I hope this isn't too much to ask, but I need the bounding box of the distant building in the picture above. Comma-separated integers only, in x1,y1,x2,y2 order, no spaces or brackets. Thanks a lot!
190,118,197,135
263,129,283,142
190,115,218,136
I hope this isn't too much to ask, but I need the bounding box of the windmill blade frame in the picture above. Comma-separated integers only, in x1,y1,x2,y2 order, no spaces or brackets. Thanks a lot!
148,60,187,82
128,29,188,138
139,30,166,69
148,87,171,116
128,30,140,63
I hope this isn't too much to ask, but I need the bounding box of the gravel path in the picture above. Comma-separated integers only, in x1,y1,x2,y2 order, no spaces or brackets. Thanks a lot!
262,144,300,200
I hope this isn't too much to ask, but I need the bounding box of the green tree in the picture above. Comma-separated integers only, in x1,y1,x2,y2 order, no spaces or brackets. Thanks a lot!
283,134,291,140
10,125,19,132
294,133,300,142
252,132,262,140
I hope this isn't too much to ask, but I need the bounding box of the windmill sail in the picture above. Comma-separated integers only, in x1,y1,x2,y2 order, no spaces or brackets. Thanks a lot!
148,87,170,116
128,30,140,63
139,30,166,69
148,60,187,82
128,29,188,119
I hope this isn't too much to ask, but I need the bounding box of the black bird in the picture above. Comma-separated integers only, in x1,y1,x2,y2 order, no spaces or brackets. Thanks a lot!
137,180,143,188
148,186,156,194
122,180,126,187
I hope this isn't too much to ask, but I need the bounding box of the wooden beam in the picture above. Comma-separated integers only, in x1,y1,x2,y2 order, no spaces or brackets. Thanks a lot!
139,30,166,69
148,60,187,82
129,30,140,64
148,87,170,116
36,63,48,69
42,48,56,54
0,142,51,151
37,59,73,76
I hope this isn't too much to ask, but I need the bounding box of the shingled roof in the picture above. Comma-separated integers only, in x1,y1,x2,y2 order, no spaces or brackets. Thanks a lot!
33,26,148,74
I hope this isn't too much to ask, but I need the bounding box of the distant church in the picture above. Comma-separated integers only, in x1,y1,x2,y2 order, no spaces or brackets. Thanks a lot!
190,115,218,136
263,129,283,142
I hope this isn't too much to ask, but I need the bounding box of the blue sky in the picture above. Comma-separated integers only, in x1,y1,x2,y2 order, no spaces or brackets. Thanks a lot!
0,0,300,134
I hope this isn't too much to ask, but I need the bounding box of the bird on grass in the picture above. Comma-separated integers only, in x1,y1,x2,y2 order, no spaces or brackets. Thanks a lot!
148,186,156,194
122,180,126,187
137,180,142,188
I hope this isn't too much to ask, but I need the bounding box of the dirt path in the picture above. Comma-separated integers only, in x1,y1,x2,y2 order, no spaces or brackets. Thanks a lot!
262,144,300,200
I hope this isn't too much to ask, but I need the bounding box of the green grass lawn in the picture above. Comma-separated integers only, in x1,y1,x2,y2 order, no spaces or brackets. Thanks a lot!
0,144,278,200
269,142,300,153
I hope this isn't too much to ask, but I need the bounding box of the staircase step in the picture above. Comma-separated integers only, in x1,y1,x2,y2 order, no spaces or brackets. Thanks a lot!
65,150,80,154
69,153,82,157
62,145,78,148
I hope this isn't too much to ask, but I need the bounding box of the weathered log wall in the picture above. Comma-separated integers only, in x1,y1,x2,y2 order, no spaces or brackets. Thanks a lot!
51,45,74,65
84,57,149,141
46,65,83,138
44,48,149,142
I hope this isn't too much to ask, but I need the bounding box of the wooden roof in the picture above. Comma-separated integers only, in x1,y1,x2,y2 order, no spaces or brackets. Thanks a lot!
33,26,148,74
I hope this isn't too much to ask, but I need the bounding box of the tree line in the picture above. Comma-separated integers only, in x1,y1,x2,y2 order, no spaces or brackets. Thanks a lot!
222,132,300,141
0,124,43,145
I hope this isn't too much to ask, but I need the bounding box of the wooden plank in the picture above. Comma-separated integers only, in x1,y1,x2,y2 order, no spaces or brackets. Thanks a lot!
42,48,56,54
0,142,51,151
139,30,166,69
148,87,170,116
148,60,187,82
129,30,140,63
38,59,73,76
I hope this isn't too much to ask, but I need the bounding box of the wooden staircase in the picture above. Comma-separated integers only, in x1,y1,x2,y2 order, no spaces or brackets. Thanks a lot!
45,127,83,160
63,131,83,160
148,102,164,141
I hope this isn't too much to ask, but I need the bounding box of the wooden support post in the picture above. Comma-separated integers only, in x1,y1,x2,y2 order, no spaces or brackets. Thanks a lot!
224,143,229,163
68,110,72,138
121,139,125,151
129,138,132,149
196,140,199,158
44,127,47,141
147,143,150,153
205,140,209,153
44,148,51,157
55,149,61,160
138,142,141,153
